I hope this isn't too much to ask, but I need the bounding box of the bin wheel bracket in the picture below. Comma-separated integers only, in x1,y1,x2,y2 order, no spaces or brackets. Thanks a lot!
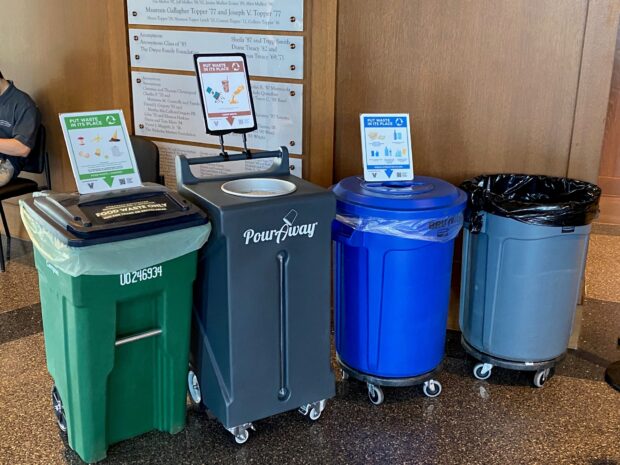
337,355,442,403
228,423,255,445
298,399,327,421
533,368,552,388
462,336,563,387
187,370,202,405
367,383,384,405
473,363,493,380
422,379,442,398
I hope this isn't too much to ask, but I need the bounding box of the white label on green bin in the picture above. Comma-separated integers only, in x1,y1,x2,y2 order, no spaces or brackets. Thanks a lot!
120,265,163,286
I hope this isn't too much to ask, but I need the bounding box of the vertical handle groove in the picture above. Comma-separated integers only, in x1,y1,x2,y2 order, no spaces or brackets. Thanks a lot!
277,250,290,401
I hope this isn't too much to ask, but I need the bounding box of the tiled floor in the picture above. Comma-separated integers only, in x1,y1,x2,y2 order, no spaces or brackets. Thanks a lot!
0,233,618,465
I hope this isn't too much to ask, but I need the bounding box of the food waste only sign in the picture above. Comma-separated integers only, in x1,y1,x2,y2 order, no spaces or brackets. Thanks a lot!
360,113,414,182
194,53,258,135
59,110,142,194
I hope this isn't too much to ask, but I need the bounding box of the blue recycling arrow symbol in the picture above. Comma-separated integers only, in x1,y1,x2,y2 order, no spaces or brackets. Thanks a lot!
385,168,393,178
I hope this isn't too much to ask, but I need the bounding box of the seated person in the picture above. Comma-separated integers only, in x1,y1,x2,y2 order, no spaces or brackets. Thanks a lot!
0,70,41,187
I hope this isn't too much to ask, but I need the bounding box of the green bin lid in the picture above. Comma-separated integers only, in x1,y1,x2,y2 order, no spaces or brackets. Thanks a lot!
22,184,208,247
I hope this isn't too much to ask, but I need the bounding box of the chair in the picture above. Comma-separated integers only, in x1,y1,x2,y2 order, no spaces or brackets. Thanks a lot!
0,124,50,272
130,135,164,185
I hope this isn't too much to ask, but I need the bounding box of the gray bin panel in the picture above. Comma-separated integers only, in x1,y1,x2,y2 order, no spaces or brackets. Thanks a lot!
459,212,591,363
182,176,335,428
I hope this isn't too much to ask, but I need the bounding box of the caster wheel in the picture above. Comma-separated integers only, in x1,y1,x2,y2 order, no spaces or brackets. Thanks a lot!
473,363,492,381
51,385,68,433
234,429,249,445
422,380,442,398
533,368,551,388
341,369,349,381
187,370,202,405
367,383,384,405
309,407,321,421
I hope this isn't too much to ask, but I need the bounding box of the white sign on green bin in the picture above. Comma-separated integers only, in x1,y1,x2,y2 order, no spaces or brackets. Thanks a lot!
60,110,142,194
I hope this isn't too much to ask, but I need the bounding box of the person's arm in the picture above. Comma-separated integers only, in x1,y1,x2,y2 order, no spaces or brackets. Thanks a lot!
0,137,31,157
6,100,40,158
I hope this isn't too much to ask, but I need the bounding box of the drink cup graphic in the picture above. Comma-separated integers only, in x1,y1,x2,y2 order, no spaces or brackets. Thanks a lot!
283,209,298,226
77,136,85,146
230,85,245,104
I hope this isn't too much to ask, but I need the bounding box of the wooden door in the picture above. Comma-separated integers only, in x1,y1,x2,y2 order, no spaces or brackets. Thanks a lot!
599,24,620,224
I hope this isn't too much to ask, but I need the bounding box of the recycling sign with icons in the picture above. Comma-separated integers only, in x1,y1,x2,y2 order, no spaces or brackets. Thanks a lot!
360,113,414,182
60,110,142,194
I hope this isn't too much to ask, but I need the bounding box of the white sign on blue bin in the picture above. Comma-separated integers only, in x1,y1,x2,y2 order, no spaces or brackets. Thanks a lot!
360,113,414,182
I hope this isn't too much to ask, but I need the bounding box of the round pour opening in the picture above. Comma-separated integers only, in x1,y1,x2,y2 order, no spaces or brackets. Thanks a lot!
221,178,297,198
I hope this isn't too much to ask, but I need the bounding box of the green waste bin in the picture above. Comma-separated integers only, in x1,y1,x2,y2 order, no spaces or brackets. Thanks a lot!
20,184,210,464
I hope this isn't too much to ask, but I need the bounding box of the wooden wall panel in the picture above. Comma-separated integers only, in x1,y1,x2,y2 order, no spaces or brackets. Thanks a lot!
1,0,131,193
599,4,620,208
334,0,591,185
568,0,620,185
307,0,338,186
334,0,620,334
127,0,337,187
0,0,131,238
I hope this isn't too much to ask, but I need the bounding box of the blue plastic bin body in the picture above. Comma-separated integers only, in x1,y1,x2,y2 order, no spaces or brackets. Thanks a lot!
332,176,466,378
460,212,591,362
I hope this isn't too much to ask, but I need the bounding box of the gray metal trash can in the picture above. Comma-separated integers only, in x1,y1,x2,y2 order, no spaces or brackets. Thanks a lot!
176,148,335,444
459,174,601,387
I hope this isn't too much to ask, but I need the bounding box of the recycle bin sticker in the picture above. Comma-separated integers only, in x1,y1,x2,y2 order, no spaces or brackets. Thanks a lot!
59,110,142,194
360,113,414,182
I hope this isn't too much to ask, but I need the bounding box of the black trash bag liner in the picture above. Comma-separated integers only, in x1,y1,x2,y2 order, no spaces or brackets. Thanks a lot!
460,174,601,231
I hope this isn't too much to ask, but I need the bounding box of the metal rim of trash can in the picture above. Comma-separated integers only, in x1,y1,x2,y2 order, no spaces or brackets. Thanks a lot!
461,335,565,371
336,354,442,387
221,178,297,198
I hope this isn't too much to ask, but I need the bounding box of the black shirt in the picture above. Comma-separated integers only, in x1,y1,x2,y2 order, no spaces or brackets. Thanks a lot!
0,81,41,175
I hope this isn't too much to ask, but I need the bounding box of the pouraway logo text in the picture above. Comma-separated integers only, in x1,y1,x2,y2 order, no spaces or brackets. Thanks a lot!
243,209,318,245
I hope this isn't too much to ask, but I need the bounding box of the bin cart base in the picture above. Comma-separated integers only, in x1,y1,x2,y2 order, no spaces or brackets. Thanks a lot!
187,368,327,444
461,336,565,388
337,355,442,405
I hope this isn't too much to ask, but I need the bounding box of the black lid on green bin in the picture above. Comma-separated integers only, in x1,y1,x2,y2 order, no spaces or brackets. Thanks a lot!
23,184,208,247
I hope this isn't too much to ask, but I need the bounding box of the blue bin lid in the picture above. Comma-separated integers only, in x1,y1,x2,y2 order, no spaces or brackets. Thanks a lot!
332,176,467,219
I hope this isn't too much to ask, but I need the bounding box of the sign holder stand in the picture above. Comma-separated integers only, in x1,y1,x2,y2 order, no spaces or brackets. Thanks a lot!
194,53,258,162
218,135,228,159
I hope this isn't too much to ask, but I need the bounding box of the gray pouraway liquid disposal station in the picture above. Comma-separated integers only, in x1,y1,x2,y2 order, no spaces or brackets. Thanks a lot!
176,149,335,444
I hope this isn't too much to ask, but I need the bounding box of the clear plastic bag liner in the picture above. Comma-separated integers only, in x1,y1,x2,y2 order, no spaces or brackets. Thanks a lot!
20,202,211,277
335,212,464,242
460,174,600,231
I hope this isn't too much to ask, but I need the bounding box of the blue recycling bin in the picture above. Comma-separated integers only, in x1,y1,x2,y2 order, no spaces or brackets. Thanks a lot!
332,176,466,404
